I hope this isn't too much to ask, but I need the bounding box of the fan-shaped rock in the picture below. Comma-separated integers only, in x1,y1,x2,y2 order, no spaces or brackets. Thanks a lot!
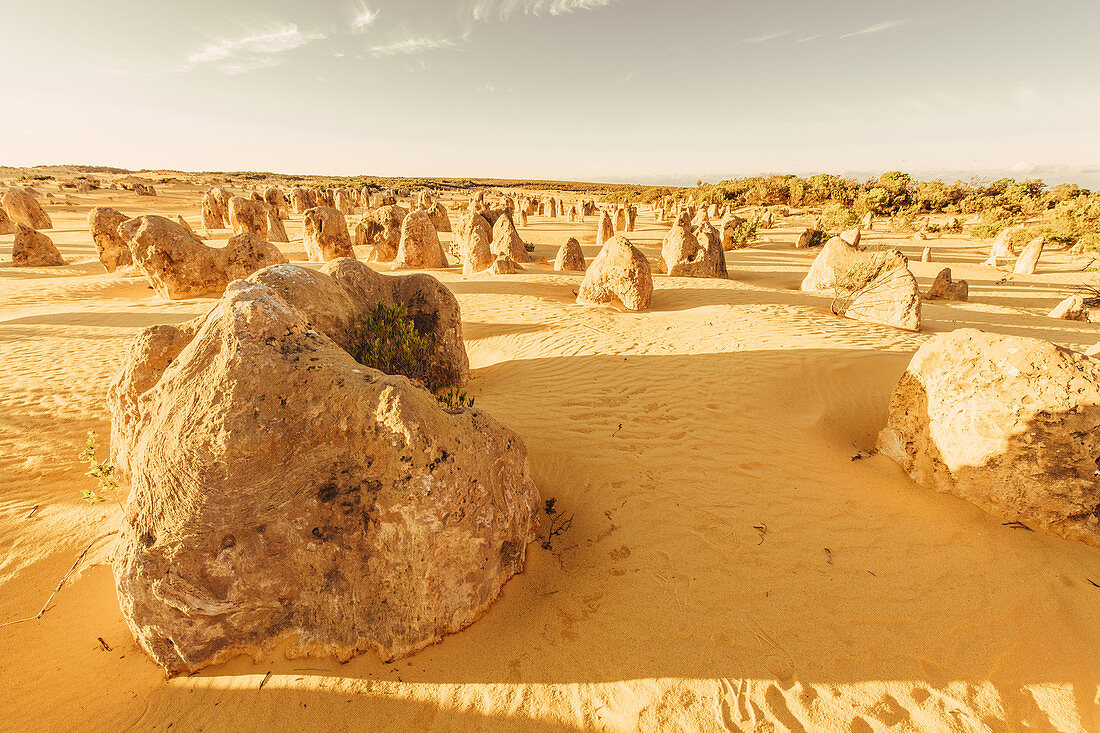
577,236,653,312
878,329,1100,546
554,238,586,272
88,207,133,272
107,261,532,675
12,224,64,266
801,236,907,292
303,206,354,262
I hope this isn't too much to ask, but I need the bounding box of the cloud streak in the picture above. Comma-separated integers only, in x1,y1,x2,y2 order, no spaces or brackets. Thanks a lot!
839,19,906,39
185,26,322,74
469,0,621,21
370,35,458,56
352,5,380,30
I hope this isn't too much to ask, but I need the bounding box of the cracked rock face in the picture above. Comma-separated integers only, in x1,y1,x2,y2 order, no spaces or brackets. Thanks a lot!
108,261,532,675
878,328,1100,547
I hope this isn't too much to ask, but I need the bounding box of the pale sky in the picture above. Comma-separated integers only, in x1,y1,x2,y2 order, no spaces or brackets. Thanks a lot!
4,0,1100,186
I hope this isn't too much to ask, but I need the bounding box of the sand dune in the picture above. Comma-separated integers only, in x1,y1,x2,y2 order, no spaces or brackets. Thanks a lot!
0,180,1098,731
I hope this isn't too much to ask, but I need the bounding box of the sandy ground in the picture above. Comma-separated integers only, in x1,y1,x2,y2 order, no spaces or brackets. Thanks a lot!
0,181,1098,732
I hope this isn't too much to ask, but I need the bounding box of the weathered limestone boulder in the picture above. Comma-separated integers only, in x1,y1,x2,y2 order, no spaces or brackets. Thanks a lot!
228,197,268,238
921,247,932,262
683,221,728,279
834,261,922,331
1049,295,1090,321
359,205,407,263
12,224,65,266
719,215,746,251
794,228,821,249
453,211,492,262
264,188,289,219
427,202,451,233
545,197,558,218
801,236,907,291
211,188,233,219
3,187,53,230
416,189,433,210
925,268,968,301
335,189,356,215
615,208,627,231
393,210,447,270
625,205,637,232
88,207,133,271
289,186,310,215
596,210,615,247
250,192,265,203
265,204,289,243
491,212,530,263
660,224,699,275
840,228,861,247
760,210,774,229
108,261,533,675
201,192,224,230
303,206,354,262
120,215,287,299
878,329,1100,546
461,218,495,275
481,208,507,226
489,254,521,275
553,238,586,272
577,236,653,311
1013,236,1045,275
982,224,1023,266
0,205,13,235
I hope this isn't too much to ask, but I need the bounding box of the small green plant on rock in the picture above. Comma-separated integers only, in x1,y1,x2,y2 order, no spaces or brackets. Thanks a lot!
524,241,536,253
348,302,451,393
79,430,118,504
437,387,475,411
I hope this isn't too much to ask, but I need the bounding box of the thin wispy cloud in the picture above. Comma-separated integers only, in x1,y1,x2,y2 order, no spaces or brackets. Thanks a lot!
469,0,621,22
352,5,380,31
184,25,323,74
478,82,513,93
744,28,796,44
370,35,458,56
839,19,906,39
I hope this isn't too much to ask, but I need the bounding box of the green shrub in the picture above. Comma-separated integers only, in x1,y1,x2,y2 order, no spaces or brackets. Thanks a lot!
820,203,858,232
725,218,760,249
524,242,535,253
347,303,454,393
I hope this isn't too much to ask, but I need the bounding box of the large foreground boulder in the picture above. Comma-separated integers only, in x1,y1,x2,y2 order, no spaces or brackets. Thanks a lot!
303,206,353,262
3,187,52,230
576,236,653,311
878,329,1100,547
88,207,133,271
12,224,64,266
119,215,287,299
107,261,530,675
